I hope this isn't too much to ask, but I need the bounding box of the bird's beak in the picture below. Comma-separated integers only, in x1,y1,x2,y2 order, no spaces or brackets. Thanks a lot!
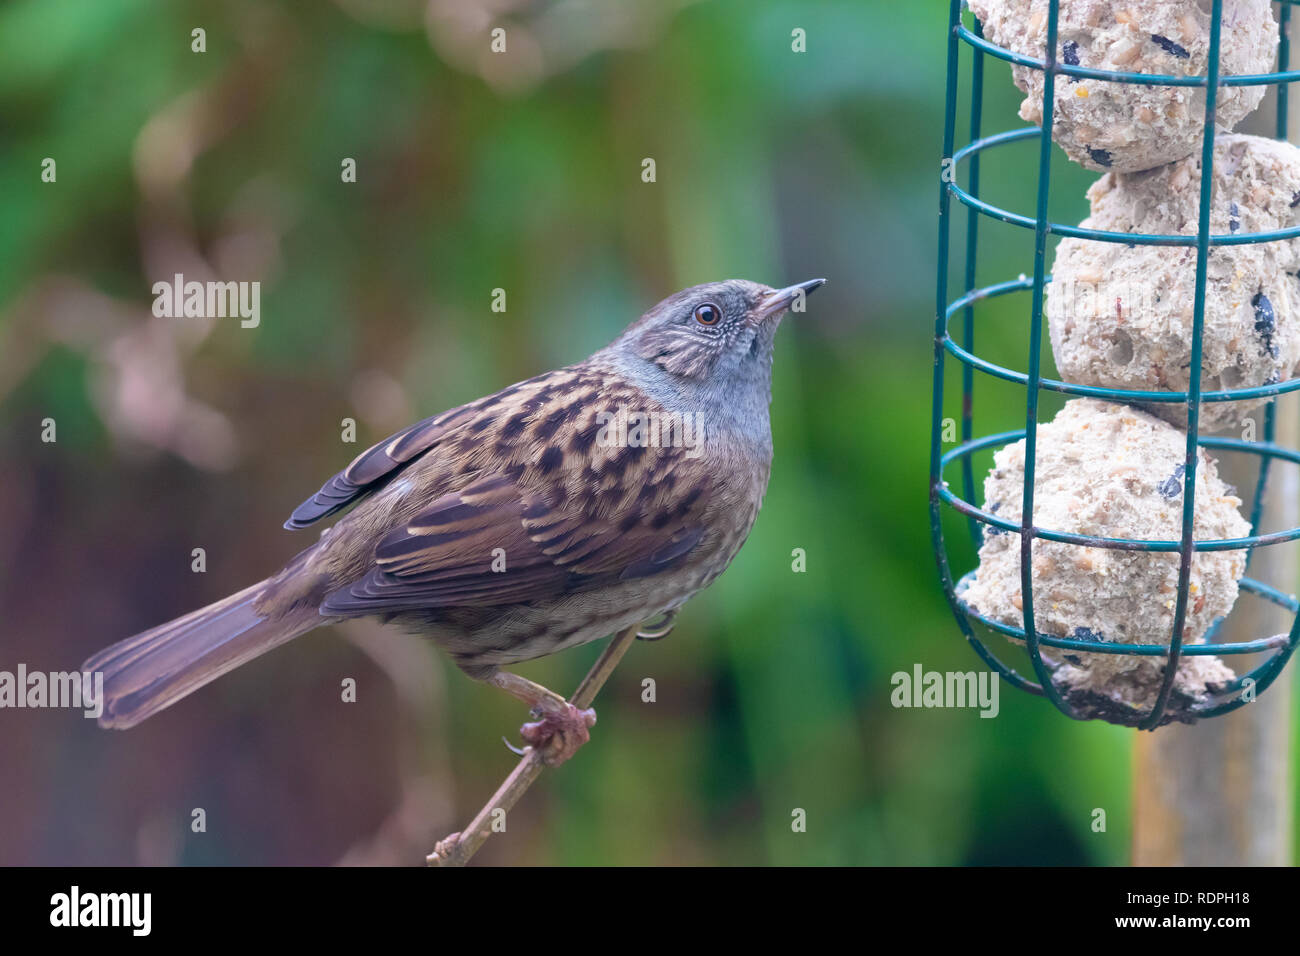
756,278,826,321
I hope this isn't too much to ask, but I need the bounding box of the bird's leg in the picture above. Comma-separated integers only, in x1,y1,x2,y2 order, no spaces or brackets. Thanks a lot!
486,670,596,767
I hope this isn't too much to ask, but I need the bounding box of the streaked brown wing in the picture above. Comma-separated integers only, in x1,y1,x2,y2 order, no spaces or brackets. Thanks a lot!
318,468,711,616
283,404,475,530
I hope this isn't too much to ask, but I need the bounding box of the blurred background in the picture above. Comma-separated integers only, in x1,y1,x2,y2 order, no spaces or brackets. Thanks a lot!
4,0,1293,865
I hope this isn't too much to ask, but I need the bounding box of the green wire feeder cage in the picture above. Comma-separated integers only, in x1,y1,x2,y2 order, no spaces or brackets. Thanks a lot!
930,0,1300,728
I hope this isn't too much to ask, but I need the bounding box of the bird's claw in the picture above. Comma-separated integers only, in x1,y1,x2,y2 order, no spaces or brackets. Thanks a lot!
637,610,678,641
520,702,597,766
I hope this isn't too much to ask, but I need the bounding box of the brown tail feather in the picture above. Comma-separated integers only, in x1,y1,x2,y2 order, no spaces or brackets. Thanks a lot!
84,581,321,729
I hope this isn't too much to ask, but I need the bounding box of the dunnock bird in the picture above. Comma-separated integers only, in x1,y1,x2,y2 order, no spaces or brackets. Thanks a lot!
84,277,824,763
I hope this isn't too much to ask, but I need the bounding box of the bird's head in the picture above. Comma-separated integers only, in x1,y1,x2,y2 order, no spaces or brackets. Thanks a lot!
609,278,825,386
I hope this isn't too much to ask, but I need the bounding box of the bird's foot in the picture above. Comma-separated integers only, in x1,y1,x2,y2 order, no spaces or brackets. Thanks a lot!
520,702,597,766
485,669,597,766
428,832,463,866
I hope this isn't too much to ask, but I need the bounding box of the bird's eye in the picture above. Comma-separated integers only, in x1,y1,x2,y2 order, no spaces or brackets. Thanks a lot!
693,303,723,326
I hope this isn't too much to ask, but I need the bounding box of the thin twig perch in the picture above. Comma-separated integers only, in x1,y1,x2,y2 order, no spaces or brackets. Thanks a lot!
426,624,640,866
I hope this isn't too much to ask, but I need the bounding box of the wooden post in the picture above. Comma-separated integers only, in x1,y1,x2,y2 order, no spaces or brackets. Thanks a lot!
1132,406,1295,864
1132,27,1298,864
